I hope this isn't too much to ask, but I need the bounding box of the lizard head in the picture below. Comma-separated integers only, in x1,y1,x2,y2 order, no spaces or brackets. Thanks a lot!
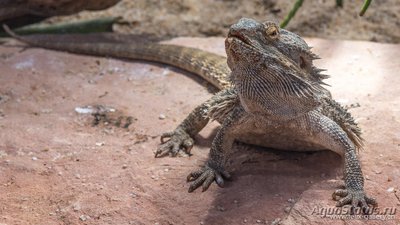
225,18,329,118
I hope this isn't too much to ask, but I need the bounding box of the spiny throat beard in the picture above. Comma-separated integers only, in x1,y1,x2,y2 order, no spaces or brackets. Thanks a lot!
232,67,322,120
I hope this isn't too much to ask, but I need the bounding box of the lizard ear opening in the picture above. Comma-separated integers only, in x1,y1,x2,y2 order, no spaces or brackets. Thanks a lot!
299,56,307,69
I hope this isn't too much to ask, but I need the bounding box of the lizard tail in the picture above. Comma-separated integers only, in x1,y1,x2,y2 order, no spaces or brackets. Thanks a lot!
2,24,231,90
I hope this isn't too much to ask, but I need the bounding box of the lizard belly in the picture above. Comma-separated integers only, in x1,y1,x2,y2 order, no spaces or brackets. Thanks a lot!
234,114,327,151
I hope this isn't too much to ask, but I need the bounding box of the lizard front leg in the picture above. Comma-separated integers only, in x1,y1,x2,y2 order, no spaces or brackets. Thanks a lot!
187,105,244,192
155,103,208,158
155,88,236,157
333,149,377,211
310,112,377,211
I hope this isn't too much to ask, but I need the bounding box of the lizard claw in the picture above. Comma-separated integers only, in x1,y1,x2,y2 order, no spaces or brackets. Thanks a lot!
155,128,194,158
332,188,377,214
187,165,231,192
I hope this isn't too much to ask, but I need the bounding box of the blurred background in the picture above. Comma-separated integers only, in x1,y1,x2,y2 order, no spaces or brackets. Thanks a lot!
1,0,399,43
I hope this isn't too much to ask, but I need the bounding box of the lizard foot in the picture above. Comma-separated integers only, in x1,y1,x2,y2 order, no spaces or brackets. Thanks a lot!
155,128,194,158
332,188,377,213
187,165,231,192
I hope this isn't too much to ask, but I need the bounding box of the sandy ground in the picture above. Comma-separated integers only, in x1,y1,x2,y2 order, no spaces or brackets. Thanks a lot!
47,0,400,43
0,37,399,224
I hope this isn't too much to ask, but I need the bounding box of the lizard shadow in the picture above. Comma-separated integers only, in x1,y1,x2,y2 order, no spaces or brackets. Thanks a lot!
202,142,343,224
110,58,222,94
194,126,220,148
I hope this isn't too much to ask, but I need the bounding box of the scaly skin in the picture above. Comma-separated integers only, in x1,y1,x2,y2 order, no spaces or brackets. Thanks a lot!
4,19,376,211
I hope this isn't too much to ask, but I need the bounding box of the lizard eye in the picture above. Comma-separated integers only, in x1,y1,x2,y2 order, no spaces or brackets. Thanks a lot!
265,24,280,40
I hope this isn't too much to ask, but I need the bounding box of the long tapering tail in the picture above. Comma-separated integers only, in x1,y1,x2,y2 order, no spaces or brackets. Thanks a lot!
3,24,231,89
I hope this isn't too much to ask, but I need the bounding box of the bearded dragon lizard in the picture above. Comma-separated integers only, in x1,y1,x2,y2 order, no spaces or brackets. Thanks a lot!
3,18,376,210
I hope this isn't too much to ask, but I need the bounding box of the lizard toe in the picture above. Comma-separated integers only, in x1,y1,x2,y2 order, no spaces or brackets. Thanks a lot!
333,188,377,214
160,131,175,143
202,174,216,192
365,196,377,205
187,165,228,193
155,128,194,157
170,142,181,157
187,168,205,182
155,142,174,158
188,171,210,193
336,195,352,207
332,189,348,199
182,139,194,155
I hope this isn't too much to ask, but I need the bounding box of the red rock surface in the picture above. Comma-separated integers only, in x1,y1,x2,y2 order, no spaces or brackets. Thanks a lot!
0,37,399,225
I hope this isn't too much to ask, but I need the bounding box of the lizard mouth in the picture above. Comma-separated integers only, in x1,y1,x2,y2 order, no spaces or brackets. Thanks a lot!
227,33,253,47
226,31,263,55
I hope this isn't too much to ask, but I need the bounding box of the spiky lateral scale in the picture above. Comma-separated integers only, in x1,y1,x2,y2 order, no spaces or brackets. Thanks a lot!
320,98,364,150
206,88,238,122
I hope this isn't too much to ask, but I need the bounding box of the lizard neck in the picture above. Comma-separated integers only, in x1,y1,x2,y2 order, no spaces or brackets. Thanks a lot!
232,69,321,120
